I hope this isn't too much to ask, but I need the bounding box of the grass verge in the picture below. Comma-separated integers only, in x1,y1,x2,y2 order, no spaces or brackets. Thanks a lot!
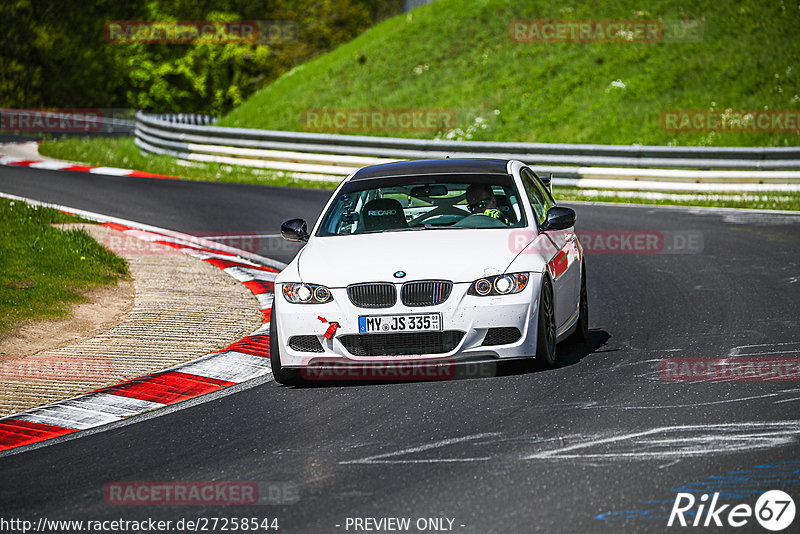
219,0,800,147
0,198,129,334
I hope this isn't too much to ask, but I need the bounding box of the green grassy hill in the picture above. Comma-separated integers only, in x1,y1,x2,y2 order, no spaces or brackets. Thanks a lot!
219,0,800,146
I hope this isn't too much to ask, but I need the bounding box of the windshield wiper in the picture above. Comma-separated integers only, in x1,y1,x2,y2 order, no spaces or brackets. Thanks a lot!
407,224,469,230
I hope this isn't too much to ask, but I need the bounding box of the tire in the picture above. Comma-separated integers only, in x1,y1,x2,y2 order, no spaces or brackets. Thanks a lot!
269,305,302,386
572,261,589,342
535,277,558,368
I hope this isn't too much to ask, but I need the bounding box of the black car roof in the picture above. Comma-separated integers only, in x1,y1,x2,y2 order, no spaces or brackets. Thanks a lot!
349,158,511,181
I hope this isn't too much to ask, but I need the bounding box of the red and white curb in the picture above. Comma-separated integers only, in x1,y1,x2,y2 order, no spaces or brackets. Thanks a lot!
0,153,175,179
0,193,284,453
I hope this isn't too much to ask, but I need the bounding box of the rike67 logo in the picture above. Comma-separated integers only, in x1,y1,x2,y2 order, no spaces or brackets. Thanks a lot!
668,490,795,531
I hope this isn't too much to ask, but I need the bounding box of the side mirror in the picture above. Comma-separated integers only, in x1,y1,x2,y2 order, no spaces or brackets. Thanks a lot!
541,207,576,231
281,218,309,242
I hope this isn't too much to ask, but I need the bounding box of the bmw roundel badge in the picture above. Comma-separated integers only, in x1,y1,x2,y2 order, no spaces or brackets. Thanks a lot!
394,271,406,279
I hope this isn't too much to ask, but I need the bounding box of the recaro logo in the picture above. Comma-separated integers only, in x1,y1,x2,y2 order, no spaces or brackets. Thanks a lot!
368,210,396,216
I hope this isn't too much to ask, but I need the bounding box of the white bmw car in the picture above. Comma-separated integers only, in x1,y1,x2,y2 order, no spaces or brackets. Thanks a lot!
270,159,587,384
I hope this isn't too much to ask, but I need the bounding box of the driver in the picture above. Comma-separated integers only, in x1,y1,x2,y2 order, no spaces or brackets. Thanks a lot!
466,184,508,224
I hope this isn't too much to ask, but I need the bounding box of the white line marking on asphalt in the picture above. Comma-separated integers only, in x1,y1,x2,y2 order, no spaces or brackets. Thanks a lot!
774,397,800,404
618,391,794,409
522,421,800,460
340,432,501,465
88,166,135,176
28,161,73,170
728,341,800,357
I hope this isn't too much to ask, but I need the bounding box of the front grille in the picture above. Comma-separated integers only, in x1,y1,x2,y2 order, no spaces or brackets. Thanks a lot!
288,335,324,353
401,280,452,307
482,327,522,346
339,331,465,356
347,283,396,308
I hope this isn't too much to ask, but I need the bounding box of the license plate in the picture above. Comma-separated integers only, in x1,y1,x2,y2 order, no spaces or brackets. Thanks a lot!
358,313,442,333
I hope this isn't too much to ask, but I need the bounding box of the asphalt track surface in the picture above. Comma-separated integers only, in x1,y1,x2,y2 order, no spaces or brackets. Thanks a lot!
1,165,799,533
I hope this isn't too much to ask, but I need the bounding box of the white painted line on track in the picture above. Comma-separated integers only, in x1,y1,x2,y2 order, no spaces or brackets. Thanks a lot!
522,421,800,460
88,166,135,176
28,161,74,170
340,433,502,465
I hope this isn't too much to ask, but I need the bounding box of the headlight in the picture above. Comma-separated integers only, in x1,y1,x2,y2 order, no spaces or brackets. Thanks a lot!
494,275,513,294
474,278,492,295
468,273,528,296
283,283,334,304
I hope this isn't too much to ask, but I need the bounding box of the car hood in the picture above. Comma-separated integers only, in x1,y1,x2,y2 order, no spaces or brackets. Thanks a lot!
287,229,527,287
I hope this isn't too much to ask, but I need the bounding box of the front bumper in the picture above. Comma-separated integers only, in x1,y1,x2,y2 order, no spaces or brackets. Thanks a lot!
273,279,541,368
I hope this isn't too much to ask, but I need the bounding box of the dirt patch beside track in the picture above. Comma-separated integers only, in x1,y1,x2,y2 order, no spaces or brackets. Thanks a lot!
0,224,263,417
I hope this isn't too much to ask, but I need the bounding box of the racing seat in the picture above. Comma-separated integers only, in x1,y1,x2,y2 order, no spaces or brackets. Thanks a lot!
361,198,409,231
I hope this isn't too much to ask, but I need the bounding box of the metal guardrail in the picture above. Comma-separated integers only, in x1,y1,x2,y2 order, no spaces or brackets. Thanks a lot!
151,113,217,126
134,111,800,189
1,109,136,135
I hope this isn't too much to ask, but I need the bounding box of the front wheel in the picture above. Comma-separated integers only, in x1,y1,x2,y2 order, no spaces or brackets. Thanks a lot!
535,277,558,368
269,306,302,386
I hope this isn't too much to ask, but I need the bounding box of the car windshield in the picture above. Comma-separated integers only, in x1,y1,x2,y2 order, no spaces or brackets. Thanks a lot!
316,174,527,236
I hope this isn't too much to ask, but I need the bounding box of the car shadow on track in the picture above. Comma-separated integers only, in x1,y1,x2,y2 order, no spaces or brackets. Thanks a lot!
278,329,611,388
495,328,612,377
